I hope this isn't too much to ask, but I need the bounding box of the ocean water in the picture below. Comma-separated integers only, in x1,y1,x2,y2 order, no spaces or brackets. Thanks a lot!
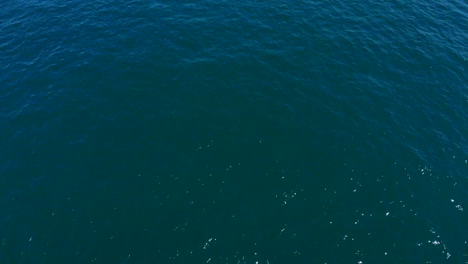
1,0,467,263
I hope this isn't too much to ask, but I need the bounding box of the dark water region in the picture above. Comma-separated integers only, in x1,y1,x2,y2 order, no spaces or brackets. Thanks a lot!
0,0,467,263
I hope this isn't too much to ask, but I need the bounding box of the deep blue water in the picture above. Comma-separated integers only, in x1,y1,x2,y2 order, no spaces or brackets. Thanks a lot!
1,0,467,263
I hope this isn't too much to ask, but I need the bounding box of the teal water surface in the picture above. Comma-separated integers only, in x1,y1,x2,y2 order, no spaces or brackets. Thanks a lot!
1,0,467,263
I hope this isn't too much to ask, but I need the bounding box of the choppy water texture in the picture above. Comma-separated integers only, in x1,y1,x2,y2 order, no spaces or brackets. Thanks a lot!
1,0,467,263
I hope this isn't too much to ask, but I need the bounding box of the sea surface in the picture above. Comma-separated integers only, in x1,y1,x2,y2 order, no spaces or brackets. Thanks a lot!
1,0,467,263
